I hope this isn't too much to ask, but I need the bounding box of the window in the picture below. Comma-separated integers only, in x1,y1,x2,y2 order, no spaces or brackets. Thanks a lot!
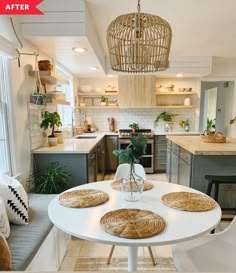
0,54,13,175
55,65,74,130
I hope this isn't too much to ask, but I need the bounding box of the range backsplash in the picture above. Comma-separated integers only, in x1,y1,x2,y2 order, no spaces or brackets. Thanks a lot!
79,108,197,132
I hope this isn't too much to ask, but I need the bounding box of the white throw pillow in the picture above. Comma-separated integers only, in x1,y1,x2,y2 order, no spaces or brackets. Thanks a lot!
0,174,28,225
0,196,10,238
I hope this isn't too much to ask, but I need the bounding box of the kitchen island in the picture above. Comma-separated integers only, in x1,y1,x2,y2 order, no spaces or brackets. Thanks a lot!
166,135,236,209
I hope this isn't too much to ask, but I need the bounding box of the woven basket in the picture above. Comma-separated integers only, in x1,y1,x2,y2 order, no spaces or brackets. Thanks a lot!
200,131,226,143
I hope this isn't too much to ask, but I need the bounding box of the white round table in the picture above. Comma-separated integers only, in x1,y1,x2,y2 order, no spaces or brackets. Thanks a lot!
48,180,221,272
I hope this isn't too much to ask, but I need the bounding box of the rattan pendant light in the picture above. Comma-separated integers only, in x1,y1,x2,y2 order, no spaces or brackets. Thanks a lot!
107,0,172,73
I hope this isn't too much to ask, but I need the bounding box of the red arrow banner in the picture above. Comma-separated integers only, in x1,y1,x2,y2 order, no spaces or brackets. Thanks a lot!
0,0,44,15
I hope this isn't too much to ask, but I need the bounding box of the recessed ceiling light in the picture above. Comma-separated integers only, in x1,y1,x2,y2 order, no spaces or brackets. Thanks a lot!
89,67,99,70
177,74,183,78
72,47,87,53
107,75,113,77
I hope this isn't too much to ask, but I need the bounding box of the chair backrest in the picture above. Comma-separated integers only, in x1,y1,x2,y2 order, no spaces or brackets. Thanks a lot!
114,163,147,180
218,216,236,242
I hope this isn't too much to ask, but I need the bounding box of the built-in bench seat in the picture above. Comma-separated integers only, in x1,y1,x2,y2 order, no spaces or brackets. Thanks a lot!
7,193,70,271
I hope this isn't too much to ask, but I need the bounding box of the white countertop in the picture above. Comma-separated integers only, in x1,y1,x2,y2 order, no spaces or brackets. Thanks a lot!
32,131,200,154
33,133,106,154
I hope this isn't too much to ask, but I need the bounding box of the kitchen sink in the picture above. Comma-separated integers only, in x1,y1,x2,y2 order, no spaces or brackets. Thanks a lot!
75,135,97,139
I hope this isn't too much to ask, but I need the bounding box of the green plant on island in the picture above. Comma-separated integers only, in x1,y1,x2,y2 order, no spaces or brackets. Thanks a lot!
154,111,178,126
207,118,216,132
40,111,62,137
33,162,71,194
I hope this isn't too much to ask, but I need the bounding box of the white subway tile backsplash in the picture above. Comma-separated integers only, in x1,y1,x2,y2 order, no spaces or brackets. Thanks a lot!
78,108,196,132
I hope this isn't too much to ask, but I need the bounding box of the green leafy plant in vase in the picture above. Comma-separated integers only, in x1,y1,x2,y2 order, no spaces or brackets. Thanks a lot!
113,134,147,201
129,122,139,134
154,111,178,132
207,118,216,133
40,111,62,146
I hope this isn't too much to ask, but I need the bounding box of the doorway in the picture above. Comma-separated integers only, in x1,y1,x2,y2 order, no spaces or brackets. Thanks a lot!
200,81,235,135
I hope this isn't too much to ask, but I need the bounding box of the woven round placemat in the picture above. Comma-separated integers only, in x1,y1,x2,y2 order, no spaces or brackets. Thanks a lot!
100,208,165,239
111,180,153,191
162,191,216,212
58,189,109,208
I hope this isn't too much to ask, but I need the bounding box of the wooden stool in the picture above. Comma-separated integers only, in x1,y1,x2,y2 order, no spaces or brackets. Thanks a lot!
205,175,236,216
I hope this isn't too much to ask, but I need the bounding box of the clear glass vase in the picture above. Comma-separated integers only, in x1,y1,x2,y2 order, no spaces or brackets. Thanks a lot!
121,163,144,202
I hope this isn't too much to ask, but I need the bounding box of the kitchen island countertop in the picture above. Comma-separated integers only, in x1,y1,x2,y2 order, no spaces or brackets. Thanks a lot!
166,135,236,155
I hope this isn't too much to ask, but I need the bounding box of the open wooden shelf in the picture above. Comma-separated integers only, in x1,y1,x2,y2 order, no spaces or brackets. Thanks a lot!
78,105,118,109
78,92,118,97
29,70,69,85
156,105,194,109
48,99,70,105
156,91,196,95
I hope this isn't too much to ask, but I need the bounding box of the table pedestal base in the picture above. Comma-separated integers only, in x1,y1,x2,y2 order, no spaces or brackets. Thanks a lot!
128,246,138,272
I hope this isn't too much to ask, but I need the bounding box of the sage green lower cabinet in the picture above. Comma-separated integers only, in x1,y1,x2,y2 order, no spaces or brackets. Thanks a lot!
33,151,96,188
178,148,192,187
105,135,119,172
154,135,167,173
167,140,236,208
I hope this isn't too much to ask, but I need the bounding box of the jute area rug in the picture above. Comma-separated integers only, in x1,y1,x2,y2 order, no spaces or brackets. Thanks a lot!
74,256,177,272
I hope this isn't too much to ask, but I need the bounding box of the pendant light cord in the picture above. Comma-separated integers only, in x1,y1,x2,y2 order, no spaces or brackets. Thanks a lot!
137,0,141,13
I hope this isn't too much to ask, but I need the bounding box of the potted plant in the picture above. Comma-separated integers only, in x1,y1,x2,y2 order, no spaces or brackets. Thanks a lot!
100,96,108,106
33,162,70,194
40,111,62,146
32,91,48,106
113,134,147,201
207,118,216,133
129,123,139,134
154,111,178,132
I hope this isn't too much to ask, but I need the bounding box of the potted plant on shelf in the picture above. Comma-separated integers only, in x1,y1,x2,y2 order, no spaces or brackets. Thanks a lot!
40,111,62,146
100,96,108,106
129,123,139,134
33,162,70,194
113,134,147,201
154,111,178,132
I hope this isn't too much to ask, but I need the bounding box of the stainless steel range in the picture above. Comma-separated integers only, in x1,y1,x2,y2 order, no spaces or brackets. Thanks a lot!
118,129,154,173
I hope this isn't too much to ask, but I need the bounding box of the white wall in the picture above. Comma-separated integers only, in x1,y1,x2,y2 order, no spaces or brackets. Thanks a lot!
8,32,80,187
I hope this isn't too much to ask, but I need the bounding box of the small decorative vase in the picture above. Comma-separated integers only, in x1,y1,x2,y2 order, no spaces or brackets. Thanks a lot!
54,131,64,144
121,163,144,202
164,122,172,132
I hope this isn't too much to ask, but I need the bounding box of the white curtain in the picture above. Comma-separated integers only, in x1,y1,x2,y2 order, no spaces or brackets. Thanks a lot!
0,54,12,175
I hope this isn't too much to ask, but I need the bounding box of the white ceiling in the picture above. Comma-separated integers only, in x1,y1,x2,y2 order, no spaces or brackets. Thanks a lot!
22,0,236,78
